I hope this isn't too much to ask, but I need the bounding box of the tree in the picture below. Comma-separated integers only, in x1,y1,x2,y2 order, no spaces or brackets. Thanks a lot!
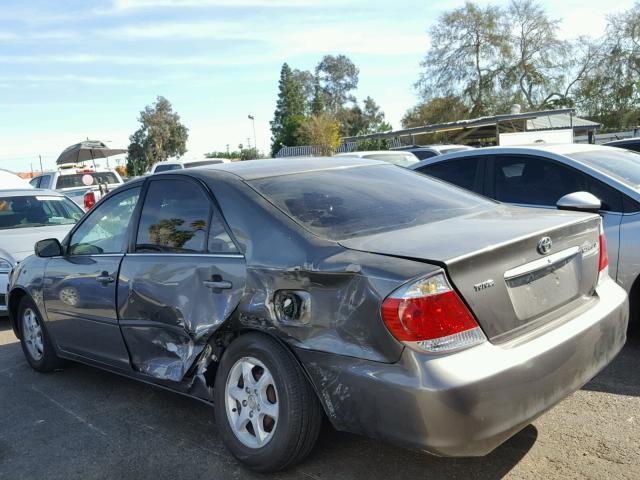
361,97,391,133
126,96,188,176
416,2,509,116
270,63,307,156
402,96,471,128
292,68,316,115
297,113,341,156
502,0,596,110
575,3,640,130
341,96,392,137
315,54,359,114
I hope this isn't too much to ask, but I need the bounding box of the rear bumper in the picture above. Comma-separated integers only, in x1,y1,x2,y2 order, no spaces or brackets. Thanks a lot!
297,277,628,456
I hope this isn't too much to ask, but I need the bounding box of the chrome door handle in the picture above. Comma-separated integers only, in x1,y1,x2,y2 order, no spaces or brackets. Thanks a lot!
203,280,232,290
96,273,115,284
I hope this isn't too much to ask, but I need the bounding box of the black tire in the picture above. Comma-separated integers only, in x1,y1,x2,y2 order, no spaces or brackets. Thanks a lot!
214,332,322,472
17,296,63,372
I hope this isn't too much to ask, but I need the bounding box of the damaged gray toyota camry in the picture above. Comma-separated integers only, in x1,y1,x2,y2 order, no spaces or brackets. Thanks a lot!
7,157,628,472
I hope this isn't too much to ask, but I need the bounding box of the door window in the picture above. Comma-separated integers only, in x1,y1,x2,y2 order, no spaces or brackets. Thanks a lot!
29,177,41,188
417,157,482,193
493,156,585,206
136,180,211,253
68,187,140,255
208,212,239,253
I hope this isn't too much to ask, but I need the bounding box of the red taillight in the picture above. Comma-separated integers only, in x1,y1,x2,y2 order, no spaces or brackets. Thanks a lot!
598,232,608,272
84,191,96,210
381,272,486,353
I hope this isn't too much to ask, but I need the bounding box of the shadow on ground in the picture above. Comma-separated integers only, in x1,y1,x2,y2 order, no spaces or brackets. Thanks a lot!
0,321,636,479
0,327,538,480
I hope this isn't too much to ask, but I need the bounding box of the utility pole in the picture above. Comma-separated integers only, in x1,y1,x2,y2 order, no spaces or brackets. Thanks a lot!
39,155,43,173
226,144,230,155
248,115,257,156
247,138,251,149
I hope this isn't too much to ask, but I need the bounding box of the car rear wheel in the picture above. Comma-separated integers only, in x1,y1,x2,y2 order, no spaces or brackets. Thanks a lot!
214,332,322,472
18,297,63,372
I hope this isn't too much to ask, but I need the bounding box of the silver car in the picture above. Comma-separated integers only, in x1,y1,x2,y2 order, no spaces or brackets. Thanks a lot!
0,189,83,314
411,144,640,326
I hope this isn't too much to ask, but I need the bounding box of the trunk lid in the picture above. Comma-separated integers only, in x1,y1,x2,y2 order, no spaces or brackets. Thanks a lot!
339,205,602,343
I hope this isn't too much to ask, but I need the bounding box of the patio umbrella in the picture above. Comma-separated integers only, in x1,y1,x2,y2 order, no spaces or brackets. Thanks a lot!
56,140,127,167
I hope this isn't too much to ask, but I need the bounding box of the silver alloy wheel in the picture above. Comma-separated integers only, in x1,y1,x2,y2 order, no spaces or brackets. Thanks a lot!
22,308,44,361
225,356,279,449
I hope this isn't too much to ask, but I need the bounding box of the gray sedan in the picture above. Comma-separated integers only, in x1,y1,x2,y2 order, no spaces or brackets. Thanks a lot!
7,158,627,472
411,144,640,326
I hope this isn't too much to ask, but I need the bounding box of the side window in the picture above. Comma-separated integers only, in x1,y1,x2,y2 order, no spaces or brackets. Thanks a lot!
208,212,239,253
587,178,622,212
29,177,41,188
136,180,210,253
417,157,481,193
69,187,140,255
493,156,585,207
39,175,52,189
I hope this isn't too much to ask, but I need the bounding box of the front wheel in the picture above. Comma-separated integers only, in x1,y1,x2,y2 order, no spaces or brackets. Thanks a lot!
18,296,63,372
214,332,322,472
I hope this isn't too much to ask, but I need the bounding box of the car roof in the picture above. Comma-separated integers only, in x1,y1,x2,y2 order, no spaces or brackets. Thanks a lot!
40,167,115,175
605,137,640,146
0,188,64,197
335,150,416,157
180,156,386,181
420,143,616,161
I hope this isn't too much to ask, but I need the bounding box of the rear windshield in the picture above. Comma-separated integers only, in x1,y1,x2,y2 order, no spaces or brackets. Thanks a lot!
0,195,83,229
250,165,493,240
155,164,183,172
56,172,119,189
567,149,640,189
184,160,222,168
361,153,418,167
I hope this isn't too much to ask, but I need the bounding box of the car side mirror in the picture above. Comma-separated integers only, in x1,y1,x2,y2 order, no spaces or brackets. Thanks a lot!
35,238,63,258
556,191,602,213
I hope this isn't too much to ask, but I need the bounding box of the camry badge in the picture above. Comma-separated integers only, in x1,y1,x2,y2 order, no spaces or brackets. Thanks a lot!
537,236,552,255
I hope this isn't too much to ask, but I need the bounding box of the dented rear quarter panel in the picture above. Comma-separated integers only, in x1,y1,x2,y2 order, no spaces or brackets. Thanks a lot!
199,170,438,364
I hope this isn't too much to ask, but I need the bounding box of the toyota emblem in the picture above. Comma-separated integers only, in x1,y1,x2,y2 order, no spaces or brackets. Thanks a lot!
537,236,553,255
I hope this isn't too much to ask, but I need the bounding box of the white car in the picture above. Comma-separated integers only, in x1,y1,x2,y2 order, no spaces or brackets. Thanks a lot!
334,150,419,168
1,170,32,189
149,159,229,174
30,166,125,210
0,188,83,315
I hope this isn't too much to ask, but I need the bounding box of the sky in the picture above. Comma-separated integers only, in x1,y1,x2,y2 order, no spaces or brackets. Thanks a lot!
0,0,635,172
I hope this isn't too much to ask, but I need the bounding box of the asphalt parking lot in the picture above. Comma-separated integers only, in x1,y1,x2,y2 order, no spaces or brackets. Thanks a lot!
0,321,638,480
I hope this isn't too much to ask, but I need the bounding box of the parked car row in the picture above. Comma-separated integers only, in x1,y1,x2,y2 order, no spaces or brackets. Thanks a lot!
3,148,632,472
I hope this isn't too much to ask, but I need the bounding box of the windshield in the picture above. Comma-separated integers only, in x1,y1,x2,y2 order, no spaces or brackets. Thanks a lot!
567,149,640,188
250,164,493,240
56,172,119,189
0,195,83,229
361,153,418,168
